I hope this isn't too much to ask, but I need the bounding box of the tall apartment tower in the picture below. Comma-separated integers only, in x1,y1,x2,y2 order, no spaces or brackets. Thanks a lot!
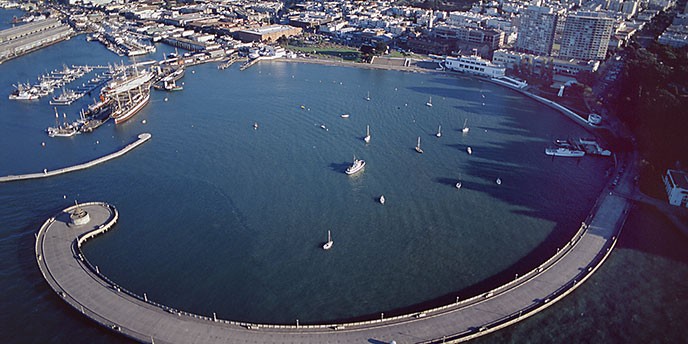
559,12,614,60
515,6,559,56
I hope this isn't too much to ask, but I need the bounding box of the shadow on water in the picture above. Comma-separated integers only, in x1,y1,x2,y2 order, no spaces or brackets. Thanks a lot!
367,339,388,344
319,101,613,325
329,162,350,174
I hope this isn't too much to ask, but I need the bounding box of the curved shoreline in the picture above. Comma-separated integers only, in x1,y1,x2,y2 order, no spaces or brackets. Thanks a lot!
0,133,151,183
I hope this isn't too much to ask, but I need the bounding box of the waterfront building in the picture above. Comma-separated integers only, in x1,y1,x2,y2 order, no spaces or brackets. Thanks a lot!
444,55,506,78
492,49,599,77
0,19,73,63
515,5,559,56
663,169,688,207
559,12,614,61
234,25,302,43
433,25,505,51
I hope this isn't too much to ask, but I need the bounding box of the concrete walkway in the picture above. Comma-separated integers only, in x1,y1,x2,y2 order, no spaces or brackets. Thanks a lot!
0,133,150,183
35,174,630,344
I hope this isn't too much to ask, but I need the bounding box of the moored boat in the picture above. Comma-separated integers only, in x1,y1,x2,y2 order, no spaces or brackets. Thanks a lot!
322,230,333,250
112,90,150,124
545,147,585,157
346,155,366,175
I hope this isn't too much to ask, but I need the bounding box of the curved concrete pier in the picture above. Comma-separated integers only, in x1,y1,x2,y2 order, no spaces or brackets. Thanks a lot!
36,175,631,344
0,133,151,183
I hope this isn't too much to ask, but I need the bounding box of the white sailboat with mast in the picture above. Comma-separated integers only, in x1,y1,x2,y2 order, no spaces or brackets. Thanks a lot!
415,136,423,153
322,230,333,250
426,96,432,107
364,125,371,143
462,119,469,133
436,124,442,137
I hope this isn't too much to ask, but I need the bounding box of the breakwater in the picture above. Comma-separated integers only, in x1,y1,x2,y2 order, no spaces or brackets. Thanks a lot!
34,177,631,343
0,133,150,183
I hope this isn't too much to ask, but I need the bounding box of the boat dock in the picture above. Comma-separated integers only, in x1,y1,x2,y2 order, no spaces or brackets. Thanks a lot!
0,133,151,183
33,151,633,343
240,57,262,71
218,56,238,70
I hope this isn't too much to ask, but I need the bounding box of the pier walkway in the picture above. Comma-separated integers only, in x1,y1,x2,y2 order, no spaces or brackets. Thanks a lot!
0,133,150,183
35,162,632,343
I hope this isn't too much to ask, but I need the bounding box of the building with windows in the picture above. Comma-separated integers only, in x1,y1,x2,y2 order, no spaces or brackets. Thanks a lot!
515,6,559,56
559,12,614,60
492,49,599,77
234,25,302,43
663,169,688,207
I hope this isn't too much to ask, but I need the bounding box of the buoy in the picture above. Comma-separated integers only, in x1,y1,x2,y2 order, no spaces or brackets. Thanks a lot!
142,120,147,124
41,142,45,147
63,195,66,199
191,70,195,74
96,140,99,144
164,97,168,102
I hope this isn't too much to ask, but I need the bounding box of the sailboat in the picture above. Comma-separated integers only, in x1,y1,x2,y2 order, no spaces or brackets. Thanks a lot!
426,96,432,107
496,178,502,185
322,230,333,250
379,195,386,204
467,146,472,155
415,136,424,154
462,119,469,133
436,124,442,138
365,91,371,101
455,181,462,189
364,125,371,143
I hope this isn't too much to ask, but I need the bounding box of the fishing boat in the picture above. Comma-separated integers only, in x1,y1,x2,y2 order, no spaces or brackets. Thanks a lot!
426,96,432,107
379,195,386,204
415,136,424,154
9,83,39,100
462,119,469,133
365,91,370,101
467,147,472,155
364,125,371,144
436,125,442,138
322,230,333,250
346,155,366,175
46,109,78,137
50,88,81,106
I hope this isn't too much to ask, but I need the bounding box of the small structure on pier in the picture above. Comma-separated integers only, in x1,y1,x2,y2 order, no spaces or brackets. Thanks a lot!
70,201,91,226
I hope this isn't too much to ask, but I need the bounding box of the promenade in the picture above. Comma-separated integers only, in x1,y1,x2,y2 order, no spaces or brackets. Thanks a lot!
0,133,150,183
35,167,631,343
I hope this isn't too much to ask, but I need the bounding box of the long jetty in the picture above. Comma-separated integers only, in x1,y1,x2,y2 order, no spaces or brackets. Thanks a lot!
34,165,633,343
0,133,151,183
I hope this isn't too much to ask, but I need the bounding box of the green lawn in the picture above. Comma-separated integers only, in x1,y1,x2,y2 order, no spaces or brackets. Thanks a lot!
286,45,361,61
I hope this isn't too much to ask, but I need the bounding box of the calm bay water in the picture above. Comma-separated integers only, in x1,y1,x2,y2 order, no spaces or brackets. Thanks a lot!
0,10,686,344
